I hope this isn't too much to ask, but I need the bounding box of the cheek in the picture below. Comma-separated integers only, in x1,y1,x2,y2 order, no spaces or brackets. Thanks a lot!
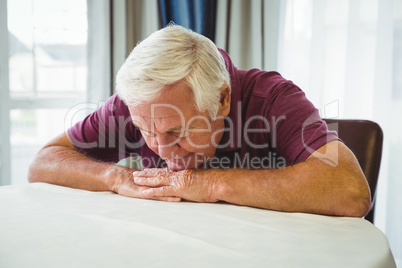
142,136,158,152
179,133,213,151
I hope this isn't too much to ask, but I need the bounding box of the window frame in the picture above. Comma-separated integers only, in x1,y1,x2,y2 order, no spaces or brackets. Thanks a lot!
0,0,11,185
0,0,114,185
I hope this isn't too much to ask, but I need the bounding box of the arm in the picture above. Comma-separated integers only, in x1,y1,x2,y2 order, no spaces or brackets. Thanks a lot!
133,141,371,217
214,140,370,217
28,133,180,202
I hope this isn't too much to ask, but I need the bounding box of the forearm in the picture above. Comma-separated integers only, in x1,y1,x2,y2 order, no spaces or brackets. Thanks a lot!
210,165,344,215
28,145,132,192
210,157,370,217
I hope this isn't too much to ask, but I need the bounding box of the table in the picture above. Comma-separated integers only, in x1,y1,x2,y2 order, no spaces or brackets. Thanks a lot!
0,183,396,268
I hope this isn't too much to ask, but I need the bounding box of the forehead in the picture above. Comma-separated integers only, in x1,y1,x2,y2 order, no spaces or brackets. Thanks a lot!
128,81,199,124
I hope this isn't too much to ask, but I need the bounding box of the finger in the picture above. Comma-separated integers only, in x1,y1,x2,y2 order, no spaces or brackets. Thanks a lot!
117,180,180,202
142,186,177,199
133,176,168,187
128,185,180,202
136,168,167,175
134,186,180,202
132,171,157,178
132,168,170,178
151,196,181,202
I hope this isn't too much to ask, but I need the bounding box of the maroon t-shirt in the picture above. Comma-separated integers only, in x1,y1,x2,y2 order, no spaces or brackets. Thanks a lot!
67,49,339,169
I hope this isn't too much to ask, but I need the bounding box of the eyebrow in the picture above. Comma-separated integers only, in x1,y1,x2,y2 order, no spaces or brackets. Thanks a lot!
132,121,188,133
132,121,149,132
166,125,185,132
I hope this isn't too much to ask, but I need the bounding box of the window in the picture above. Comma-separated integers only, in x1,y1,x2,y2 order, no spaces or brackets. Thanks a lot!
0,0,111,185
8,0,87,99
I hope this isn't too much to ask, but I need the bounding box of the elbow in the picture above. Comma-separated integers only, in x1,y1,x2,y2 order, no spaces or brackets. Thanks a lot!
28,159,40,183
342,181,372,218
345,195,371,218
27,151,46,183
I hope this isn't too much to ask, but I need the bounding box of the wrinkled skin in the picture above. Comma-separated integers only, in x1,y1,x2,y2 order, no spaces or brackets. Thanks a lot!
132,168,219,203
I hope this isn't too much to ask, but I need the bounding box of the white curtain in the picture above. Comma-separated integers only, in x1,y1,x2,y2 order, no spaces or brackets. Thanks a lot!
125,0,159,56
215,0,283,71
87,0,112,101
218,0,402,265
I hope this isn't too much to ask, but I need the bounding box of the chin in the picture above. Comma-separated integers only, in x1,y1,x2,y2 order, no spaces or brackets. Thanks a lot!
169,166,185,172
167,162,193,172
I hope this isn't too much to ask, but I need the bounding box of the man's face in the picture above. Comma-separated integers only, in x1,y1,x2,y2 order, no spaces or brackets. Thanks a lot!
129,81,230,171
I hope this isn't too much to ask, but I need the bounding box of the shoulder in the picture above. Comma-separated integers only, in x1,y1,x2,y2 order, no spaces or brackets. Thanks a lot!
217,48,298,101
90,93,133,125
239,69,299,101
104,93,130,117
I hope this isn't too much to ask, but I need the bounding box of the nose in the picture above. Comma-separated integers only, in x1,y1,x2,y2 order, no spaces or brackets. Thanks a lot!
154,133,181,159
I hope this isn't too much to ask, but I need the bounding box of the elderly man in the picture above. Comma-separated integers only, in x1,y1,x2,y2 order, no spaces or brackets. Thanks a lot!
29,25,370,217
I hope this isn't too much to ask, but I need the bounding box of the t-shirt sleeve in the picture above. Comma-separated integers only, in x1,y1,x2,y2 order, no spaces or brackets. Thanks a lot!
67,94,142,163
265,82,340,165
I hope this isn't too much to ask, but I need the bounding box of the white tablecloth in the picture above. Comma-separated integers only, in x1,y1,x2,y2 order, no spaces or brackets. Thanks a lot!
0,183,396,268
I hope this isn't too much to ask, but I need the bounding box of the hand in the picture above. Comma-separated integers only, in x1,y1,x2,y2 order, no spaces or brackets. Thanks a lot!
111,168,181,202
132,168,219,203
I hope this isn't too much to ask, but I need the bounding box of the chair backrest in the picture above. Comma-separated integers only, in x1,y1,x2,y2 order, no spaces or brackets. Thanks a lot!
323,119,383,223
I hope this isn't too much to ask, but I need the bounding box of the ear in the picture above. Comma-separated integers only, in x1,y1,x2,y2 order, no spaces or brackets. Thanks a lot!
217,83,231,117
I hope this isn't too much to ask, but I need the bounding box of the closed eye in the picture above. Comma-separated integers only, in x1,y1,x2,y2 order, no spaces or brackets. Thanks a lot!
168,128,191,138
139,129,156,137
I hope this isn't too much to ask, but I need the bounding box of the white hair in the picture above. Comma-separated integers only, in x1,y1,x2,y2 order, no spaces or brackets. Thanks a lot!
115,25,230,119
